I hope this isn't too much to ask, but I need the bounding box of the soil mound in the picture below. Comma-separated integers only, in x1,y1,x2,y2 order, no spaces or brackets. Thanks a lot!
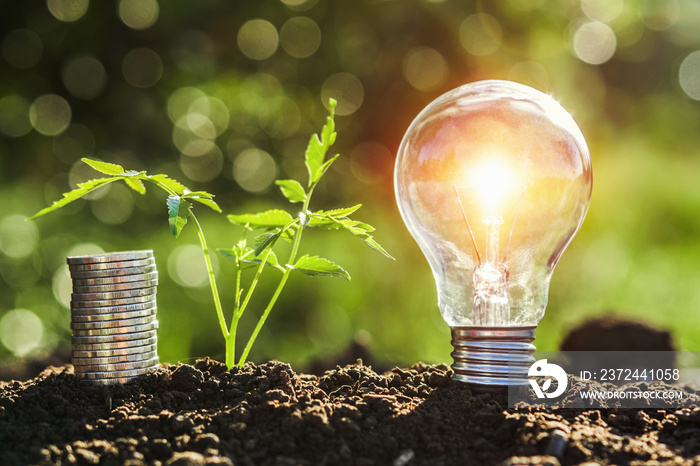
1,360,699,465
560,316,676,352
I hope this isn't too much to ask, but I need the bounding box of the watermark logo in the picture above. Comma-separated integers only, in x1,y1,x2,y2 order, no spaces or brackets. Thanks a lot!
528,359,567,399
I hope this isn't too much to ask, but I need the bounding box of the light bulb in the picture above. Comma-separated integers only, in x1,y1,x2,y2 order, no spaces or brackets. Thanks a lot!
395,80,592,386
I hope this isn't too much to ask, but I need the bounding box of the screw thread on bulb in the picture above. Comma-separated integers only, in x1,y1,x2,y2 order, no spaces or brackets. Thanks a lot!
450,326,536,387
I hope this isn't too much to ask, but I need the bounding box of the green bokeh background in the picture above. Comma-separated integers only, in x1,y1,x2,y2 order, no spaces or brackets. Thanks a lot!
1,0,699,370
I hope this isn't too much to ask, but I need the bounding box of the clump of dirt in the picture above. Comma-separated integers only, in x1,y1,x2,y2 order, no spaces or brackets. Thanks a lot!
560,316,676,352
1,360,699,465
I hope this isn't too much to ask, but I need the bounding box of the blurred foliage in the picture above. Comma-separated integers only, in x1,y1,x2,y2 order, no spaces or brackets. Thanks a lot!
1,0,700,370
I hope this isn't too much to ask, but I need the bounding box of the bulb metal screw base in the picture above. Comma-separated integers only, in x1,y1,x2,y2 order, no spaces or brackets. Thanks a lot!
450,326,536,387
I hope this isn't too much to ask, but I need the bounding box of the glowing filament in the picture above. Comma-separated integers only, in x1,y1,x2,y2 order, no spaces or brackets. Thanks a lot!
469,160,517,214
456,160,520,325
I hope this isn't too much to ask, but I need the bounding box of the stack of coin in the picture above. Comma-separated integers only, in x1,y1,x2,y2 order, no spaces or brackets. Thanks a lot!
68,250,160,385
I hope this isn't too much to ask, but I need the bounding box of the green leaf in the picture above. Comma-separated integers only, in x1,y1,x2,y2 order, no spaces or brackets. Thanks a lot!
183,191,222,213
167,195,192,238
326,215,390,258
304,134,325,186
280,223,298,242
307,205,363,229
228,209,294,230
290,254,350,280
254,231,281,256
149,174,188,195
307,216,341,229
82,158,125,176
315,154,339,183
308,216,369,232
28,177,120,220
329,218,376,235
123,177,146,195
356,234,394,260
218,247,249,262
305,99,337,186
258,249,280,267
346,221,376,234
321,100,337,148
354,221,375,232
189,197,221,213
306,209,393,259
184,190,214,199
276,179,307,203
220,245,285,272
322,204,362,218
243,250,284,272
218,248,240,262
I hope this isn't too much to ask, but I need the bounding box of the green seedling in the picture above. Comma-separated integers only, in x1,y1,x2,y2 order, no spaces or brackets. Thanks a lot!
29,99,393,369
223,100,393,366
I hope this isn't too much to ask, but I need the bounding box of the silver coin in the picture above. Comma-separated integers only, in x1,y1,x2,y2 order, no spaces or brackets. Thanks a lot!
70,300,156,314
82,361,159,377
72,271,159,287
72,336,158,357
71,307,157,323
73,356,160,373
71,315,157,330
72,272,159,287
72,278,159,294
83,376,138,385
67,250,153,265
72,342,157,358
72,329,158,344
69,264,158,280
72,321,159,337
68,257,156,272
83,376,140,385
72,350,158,367
76,365,156,380
71,286,157,302
70,295,155,309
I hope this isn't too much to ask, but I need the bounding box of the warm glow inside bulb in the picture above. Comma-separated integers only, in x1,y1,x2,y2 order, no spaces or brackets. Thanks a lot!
466,159,518,215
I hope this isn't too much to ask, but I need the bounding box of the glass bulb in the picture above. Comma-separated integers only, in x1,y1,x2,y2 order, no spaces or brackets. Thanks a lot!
395,80,592,386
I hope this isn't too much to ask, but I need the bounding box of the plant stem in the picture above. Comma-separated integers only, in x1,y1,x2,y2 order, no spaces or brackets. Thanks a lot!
190,212,230,365
235,265,242,312
236,269,292,367
230,265,242,355
148,177,230,366
229,242,277,334
225,335,235,370
228,226,289,366
237,197,311,367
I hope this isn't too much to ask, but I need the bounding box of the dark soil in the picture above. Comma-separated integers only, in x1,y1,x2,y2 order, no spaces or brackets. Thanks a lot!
560,316,676,352
1,360,700,466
